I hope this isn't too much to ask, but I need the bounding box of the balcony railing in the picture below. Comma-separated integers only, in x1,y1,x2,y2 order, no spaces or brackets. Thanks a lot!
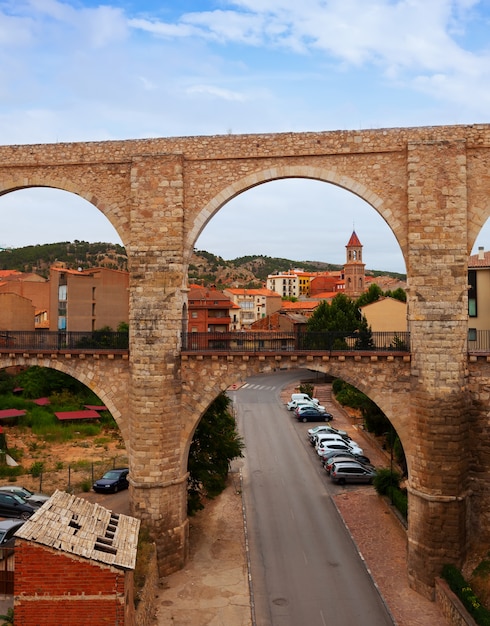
0,330,129,352
182,330,411,353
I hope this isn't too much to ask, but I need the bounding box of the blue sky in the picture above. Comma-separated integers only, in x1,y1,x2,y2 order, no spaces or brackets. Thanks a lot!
1,0,489,273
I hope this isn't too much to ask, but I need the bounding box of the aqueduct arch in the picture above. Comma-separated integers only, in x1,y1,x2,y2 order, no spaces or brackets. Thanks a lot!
1,124,490,597
185,164,407,266
0,356,130,443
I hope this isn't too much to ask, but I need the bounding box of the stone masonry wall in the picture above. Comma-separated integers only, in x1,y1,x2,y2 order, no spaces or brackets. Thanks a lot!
1,124,490,590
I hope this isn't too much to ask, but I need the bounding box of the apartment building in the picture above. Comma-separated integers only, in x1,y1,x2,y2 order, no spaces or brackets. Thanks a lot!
0,270,50,327
49,267,129,332
187,285,238,333
266,271,300,298
223,287,282,329
0,293,35,331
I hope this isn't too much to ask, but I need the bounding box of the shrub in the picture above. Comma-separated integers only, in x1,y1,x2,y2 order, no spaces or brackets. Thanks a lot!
298,382,314,398
373,467,401,495
0,466,23,479
441,564,490,625
29,461,44,478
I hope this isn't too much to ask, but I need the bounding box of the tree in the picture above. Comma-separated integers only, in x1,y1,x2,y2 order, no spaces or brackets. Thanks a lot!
355,316,375,350
307,293,358,333
355,283,383,308
187,392,244,514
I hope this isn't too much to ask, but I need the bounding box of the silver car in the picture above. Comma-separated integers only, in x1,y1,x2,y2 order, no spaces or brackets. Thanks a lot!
330,461,376,485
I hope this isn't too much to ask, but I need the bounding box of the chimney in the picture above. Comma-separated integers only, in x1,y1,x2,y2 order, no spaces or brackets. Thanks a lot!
478,246,485,260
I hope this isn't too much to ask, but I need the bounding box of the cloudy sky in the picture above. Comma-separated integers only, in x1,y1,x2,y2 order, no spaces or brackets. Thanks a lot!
1,0,489,273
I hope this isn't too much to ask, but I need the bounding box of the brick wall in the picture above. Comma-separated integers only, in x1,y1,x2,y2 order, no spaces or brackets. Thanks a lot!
14,541,131,626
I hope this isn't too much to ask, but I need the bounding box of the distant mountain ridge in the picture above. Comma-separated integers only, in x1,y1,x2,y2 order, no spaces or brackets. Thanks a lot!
0,242,406,287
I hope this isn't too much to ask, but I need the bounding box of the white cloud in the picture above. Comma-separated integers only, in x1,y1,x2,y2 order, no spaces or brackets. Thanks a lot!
186,84,247,101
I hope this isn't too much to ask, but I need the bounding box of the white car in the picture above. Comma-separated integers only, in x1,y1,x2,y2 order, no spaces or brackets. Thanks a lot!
317,440,364,457
307,425,348,444
287,399,323,411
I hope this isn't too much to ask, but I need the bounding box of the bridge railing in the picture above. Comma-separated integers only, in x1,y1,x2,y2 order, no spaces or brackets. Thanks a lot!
181,330,411,353
0,330,129,352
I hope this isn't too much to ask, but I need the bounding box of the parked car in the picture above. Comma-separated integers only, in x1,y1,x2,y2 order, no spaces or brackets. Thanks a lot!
330,461,377,485
314,432,351,448
295,407,333,423
0,486,50,508
93,468,129,493
321,450,371,470
0,492,37,520
0,519,24,549
290,393,319,404
295,404,332,418
307,425,347,442
323,454,374,474
316,441,357,457
288,399,327,412
310,431,351,447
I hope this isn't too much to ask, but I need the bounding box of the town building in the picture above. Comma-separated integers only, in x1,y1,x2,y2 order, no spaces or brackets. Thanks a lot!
266,270,300,298
0,293,35,331
187,285,238,333
223,287,282,329
0,270,50,329
49,266,129,332
343,230,366,298
14,490,139,626
359,297,408,333
468,246,490,341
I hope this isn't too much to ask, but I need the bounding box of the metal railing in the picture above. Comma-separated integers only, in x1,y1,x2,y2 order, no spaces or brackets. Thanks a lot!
3,329,490,355
0,330,129,352
468,330,490,352
182,330,411,353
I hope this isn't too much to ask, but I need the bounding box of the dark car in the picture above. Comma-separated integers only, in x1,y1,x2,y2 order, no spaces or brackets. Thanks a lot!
0,486,50,508
0,492,37,520
322,451,372,471
0,519,24,549
93,468,129,493
295,407,333,423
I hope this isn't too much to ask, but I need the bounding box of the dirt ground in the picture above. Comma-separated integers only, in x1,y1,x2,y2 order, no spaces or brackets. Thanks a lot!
0,424,127,495
153,469,252,626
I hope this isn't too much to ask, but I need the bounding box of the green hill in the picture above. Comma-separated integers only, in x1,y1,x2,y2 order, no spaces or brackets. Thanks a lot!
0,242,406,287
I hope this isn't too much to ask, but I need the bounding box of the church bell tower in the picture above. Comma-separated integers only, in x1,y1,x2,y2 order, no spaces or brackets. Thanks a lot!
344,230,365,298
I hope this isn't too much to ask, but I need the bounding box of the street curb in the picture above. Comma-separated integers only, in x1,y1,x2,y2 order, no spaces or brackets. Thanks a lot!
331,495,400,626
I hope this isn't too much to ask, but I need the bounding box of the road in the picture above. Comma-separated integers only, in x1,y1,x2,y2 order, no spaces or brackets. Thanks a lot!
232,370,394,626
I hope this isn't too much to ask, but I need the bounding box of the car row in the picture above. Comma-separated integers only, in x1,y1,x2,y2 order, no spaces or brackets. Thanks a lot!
305,422,377,485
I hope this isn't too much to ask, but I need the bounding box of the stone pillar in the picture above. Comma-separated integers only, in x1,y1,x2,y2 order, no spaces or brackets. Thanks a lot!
126,154,189,575
406,139,471,598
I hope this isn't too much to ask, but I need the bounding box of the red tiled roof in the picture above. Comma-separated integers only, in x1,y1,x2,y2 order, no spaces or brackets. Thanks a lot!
33,397,50,406
0,409,26,419
346,230,362,247
469,250,490,268
54,409,101,421
281,301,319,310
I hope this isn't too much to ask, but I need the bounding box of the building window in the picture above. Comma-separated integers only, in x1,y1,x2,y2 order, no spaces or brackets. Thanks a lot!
468,328,477,342
468,270,477,317
58,285,67,301
191,311,198,318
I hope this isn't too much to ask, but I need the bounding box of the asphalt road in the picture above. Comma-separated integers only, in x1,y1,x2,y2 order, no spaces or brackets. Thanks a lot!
233,370,394,626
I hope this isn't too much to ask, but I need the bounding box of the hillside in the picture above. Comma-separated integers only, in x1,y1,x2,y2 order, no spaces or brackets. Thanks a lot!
0,242,406,287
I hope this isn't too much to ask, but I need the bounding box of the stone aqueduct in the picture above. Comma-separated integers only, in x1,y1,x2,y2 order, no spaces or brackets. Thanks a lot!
1,123,490,598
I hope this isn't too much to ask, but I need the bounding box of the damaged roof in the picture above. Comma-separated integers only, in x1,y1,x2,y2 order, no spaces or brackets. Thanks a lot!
15,490,140,570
